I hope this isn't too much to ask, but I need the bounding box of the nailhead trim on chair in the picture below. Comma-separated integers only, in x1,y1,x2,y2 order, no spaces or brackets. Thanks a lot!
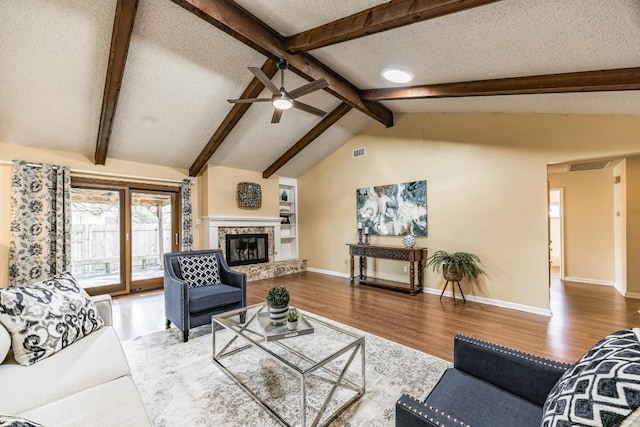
457,335,571,370
398,395,471,427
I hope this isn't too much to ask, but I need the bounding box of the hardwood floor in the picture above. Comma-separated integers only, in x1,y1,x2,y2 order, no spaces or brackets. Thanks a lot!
112,271,640,363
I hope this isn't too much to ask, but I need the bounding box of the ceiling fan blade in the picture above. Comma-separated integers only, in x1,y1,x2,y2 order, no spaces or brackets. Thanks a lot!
249,67,280,94
271,109,283,124
227,97,272,104
288,79,329,99
293,100,326,117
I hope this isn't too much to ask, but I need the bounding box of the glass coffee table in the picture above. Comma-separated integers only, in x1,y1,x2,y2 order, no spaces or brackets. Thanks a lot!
212,303,366,426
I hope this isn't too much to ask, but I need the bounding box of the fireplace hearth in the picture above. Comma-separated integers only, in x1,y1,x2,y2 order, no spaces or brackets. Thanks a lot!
225,233,269,267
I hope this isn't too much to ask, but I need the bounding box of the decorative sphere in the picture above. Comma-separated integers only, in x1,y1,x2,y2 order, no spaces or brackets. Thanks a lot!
402,235,416,248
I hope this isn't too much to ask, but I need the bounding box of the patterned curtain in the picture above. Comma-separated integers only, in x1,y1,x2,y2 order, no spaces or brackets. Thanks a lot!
181,178,193,251
9,160,71,286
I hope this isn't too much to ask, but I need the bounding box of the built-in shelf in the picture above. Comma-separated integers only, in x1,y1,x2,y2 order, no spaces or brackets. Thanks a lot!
278,177,298,260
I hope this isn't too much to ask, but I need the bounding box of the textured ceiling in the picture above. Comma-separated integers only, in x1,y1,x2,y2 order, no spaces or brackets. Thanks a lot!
1,0,639,178
0,0,116,156
310,0,640,87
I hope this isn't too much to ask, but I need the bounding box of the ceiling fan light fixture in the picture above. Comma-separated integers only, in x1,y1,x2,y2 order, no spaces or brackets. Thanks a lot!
272,94,293,110
382,68,413,84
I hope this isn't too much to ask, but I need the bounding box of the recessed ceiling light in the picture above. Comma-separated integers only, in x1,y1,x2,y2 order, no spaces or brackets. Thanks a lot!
382,69,413,84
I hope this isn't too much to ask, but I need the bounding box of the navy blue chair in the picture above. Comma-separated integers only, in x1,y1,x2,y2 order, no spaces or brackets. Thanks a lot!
396,335,572,427
164,249,247,342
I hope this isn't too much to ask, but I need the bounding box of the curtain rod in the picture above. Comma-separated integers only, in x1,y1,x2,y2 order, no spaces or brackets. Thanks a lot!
0,160,187,184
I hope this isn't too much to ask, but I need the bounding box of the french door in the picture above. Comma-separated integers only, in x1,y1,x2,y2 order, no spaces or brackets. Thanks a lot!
69,179,180,296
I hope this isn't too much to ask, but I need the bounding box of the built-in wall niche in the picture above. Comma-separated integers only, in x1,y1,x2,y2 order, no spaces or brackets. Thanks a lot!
279,177,298,260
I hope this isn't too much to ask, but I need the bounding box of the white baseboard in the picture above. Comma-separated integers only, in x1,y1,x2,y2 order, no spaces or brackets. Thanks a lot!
423,288,552,317
624,292,640,300
306,267,349,279
563,277,614,286
306,268,552,317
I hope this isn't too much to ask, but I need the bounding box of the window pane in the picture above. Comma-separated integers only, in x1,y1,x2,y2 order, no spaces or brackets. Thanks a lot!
131,192,172,281
70,188,121,289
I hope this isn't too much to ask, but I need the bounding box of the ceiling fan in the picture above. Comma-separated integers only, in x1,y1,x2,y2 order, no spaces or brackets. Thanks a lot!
228,59,329,124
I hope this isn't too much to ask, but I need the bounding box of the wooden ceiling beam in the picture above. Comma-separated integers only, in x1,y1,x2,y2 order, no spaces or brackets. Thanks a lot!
189,59,279,177
94,0,139,165
360,67,640,101
170,0,393,128
284,0,500,54
263,103,352,179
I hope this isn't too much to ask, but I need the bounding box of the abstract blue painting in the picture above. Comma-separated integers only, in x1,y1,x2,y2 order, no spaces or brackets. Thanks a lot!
356,180,427,236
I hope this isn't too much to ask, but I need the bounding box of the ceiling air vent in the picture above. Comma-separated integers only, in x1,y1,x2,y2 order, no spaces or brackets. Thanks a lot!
569,160,611,172
352,147,366,159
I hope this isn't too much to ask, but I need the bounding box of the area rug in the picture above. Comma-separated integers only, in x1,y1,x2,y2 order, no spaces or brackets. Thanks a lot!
121,315,450,426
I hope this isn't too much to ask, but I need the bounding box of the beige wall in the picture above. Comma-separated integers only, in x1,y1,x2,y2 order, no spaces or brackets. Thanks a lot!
203,165,279,218
614,159,627,295
625,156,640,296
0,141,200,285
549,169,614,284
298,112,640,313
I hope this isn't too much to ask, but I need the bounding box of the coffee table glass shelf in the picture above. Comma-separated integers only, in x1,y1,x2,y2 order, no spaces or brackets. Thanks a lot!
212,303,366,426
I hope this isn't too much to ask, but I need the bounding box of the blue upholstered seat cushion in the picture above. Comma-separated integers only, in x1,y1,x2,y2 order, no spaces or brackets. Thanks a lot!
178,255,221,288
189,284,242,313
424,368,543,427
541,328,640,427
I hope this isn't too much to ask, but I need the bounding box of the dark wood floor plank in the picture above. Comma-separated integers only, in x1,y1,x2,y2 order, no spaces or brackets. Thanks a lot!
113,271,639,363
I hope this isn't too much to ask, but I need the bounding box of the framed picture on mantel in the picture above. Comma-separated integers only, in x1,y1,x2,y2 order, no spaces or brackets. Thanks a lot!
356,180,427,236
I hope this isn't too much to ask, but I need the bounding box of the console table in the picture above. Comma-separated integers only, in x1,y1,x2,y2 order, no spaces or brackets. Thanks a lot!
347,244,427,296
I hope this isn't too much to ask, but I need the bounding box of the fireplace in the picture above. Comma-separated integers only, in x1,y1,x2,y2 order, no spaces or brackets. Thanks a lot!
225,233,269,267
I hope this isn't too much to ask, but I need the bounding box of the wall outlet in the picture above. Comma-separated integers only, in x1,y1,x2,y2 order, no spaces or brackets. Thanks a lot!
403,266,408,273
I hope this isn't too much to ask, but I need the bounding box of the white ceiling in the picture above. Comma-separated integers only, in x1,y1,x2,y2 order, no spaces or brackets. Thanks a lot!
1,0,639,177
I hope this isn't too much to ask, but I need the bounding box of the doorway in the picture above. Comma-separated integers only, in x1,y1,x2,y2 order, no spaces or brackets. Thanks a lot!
69,179,180,295
549,188,564,279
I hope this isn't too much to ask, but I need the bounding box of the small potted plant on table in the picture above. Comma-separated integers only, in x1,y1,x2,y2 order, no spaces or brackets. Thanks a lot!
266,285,290,325
286,309,299,331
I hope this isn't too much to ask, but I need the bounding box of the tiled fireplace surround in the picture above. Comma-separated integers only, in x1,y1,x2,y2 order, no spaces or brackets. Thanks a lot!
203,216,306,282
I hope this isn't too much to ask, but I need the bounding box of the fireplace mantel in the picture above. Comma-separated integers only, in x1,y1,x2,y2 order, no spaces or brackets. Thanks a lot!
203,216,283,261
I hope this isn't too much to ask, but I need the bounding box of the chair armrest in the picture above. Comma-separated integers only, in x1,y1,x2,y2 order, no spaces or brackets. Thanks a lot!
219,265,247,306
91,294,113,327
164,268,189,329
453,335,571,406
220,268,246,288
396,394,470,427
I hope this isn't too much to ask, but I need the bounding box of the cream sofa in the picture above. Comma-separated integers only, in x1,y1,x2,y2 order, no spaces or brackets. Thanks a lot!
0,295,151,426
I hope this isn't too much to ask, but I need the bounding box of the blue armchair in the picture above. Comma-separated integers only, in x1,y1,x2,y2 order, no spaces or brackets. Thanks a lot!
164,249,247,342
396,335,572,427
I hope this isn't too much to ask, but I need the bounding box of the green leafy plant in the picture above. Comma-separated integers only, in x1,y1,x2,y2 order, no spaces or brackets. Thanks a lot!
266,285,290,309
426,251,484,279
287,309,299,322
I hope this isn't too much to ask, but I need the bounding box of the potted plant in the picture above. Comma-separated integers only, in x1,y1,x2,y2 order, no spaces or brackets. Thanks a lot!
426,250,484,281
286,309,299,331
266,285,290,325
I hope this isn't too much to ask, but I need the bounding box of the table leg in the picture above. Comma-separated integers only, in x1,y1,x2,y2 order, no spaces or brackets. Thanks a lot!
417,260,424,292
409,261,416,295
359,256,366,280
349,254,354,284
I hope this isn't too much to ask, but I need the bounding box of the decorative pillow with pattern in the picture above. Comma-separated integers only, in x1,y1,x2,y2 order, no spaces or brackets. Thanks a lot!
0,415,43,427
0,272,104,366
178,255,222,288
541,328,640,427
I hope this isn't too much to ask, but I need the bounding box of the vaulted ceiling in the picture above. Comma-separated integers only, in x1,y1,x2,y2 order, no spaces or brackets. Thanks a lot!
1,0,639,178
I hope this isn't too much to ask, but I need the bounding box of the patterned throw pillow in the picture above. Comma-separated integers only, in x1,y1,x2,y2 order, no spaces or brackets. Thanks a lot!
0,415,43,427
178,255,222,288
0,272,104,366
541,328,640,427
